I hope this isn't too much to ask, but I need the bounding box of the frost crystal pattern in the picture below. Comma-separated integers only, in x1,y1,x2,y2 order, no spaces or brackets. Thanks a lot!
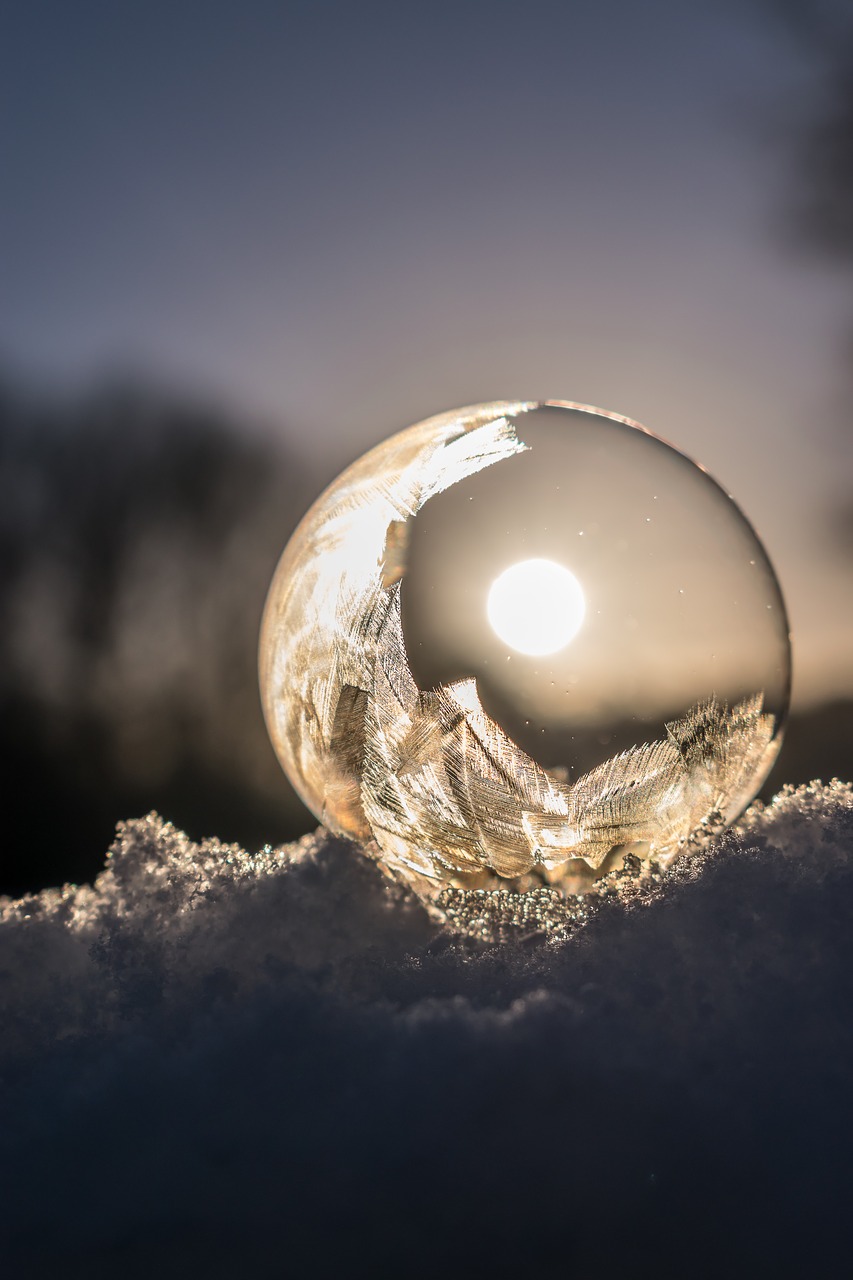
260,401,790,932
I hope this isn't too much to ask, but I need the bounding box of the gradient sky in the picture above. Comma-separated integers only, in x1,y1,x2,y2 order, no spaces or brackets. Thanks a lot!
1,0,851,706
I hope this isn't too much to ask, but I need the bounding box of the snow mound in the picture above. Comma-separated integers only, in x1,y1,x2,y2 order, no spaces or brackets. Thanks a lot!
2,781,852,1278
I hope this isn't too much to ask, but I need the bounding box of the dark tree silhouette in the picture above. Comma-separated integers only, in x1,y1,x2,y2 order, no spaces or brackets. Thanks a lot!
0,378,315,895
775,2,853,265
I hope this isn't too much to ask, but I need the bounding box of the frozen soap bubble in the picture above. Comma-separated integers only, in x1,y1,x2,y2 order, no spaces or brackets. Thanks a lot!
260,402,791,937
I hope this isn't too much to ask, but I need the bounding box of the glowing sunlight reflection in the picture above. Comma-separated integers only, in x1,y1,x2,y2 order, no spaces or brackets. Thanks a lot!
487,558,586,657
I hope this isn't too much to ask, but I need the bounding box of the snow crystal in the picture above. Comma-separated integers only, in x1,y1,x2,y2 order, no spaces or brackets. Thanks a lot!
2,782,852,1277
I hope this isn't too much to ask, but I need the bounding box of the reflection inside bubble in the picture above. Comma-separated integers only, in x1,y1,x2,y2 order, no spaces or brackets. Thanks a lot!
487,558,586,656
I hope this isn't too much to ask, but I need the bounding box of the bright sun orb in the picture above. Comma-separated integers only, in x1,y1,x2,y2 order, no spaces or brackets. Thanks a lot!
487,558,586,656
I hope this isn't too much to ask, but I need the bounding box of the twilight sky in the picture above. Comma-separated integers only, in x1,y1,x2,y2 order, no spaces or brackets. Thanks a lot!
1,0,851,707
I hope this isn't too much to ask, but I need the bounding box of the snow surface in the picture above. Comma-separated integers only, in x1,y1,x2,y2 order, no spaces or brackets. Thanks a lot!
2,782,853,1278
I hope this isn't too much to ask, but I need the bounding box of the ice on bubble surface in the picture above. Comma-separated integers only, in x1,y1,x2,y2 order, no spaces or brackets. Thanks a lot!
260,402,791,926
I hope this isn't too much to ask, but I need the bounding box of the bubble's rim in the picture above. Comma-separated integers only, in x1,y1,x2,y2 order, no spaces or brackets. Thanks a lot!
541,397,793,750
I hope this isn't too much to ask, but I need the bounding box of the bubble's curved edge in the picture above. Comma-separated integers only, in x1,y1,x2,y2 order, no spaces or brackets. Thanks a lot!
544,396,794,738
257,402,536,832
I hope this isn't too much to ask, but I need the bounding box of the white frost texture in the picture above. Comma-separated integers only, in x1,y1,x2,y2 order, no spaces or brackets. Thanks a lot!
2,782,853,1279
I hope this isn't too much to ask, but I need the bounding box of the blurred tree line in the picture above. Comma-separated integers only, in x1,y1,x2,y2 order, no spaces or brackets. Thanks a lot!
0,371,851,896
776,0,853,532
0,378,316,895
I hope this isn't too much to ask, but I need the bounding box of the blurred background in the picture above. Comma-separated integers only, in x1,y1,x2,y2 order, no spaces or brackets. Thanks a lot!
1,0,852,895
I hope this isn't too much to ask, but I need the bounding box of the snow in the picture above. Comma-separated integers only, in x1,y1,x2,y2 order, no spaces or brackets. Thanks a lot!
2,781,853,1277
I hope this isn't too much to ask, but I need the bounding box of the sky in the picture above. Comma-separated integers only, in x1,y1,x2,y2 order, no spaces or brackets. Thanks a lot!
1,0,851,707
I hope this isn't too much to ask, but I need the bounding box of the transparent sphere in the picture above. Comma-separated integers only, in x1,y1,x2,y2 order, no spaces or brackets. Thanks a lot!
260,401,791,936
